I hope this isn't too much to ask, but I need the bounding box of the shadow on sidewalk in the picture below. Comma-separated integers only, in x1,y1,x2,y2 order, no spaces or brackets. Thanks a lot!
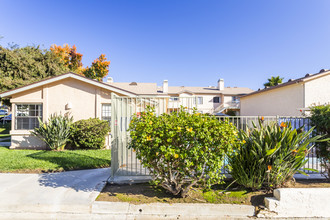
35,167,110,192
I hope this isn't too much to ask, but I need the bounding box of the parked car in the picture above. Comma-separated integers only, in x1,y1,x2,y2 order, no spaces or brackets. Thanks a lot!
1,114,11,124
0,109,8,115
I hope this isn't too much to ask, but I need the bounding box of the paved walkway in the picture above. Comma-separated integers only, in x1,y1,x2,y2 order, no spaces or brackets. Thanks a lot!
0,168,110,215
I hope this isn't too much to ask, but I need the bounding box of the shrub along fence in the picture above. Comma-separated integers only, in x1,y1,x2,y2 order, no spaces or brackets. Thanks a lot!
214,116,320,175
110,95,320,178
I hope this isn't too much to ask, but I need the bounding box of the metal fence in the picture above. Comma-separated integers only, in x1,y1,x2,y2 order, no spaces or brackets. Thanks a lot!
110,95,321,178
213,116,321,174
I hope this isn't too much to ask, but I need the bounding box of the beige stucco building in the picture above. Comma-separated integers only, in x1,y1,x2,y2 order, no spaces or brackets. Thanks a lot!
0,73,136,149
240,70,330,116
0,72,253,149
109,78,253,115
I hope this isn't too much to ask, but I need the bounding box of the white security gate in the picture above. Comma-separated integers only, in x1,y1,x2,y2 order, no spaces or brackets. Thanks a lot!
110,94,198,177
110,94,319,178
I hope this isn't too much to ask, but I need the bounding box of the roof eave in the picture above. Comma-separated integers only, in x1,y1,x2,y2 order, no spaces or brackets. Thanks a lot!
0,72,137,98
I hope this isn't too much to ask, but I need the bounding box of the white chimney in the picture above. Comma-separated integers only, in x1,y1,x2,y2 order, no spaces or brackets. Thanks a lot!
107,77,113,83
163,80,168,93
218,79,224,90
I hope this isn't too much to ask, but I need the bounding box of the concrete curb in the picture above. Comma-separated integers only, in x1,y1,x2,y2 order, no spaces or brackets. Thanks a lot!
264,188,330,218
92,201,255,219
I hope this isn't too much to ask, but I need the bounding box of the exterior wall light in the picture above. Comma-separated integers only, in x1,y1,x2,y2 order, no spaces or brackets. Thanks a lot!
66,102,73,110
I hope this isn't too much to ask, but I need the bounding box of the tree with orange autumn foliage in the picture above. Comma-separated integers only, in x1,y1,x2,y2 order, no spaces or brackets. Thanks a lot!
50,44,84,74
50,44,110,81
83,54,110,81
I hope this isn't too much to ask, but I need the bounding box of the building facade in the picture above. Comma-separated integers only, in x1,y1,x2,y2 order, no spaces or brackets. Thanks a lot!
240,70,330,116
0,72,253,149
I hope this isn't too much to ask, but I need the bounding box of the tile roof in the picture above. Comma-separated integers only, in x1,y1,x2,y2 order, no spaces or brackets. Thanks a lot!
109,82,254,96
167,86,254,95
109,82,160,95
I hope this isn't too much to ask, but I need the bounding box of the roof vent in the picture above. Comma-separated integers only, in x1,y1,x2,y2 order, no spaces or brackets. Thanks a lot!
319,69,328,73
288,79,294,82
305,73,311,77
258,88,261,91
107,77,113,83
129,82,137,86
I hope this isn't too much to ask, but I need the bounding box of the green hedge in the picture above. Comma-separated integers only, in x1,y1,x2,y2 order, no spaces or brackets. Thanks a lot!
70,118,110,149
309,104,330,179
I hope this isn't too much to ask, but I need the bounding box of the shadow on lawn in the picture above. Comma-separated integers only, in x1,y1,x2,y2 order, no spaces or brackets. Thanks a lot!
27,151,111,192
27,150,111,171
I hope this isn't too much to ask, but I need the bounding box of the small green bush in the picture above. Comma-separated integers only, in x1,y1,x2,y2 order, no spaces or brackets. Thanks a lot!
309,104,330,179
129,106,240,198
70,118,110,149
31,114,73,151
228,121,322,190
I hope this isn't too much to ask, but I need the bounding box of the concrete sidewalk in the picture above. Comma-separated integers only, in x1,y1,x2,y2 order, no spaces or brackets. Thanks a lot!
0,168,110,214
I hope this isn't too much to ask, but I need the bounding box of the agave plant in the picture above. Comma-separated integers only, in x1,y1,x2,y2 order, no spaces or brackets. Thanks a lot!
31,114,73,151
228,120,323,190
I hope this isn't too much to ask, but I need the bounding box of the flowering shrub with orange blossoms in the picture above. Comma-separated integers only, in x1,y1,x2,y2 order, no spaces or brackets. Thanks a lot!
228,120,323,191
129,106,240,198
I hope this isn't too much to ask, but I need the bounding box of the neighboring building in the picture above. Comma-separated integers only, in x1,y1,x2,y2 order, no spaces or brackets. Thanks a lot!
0,72,253,149
109,78,253,115
240,69,330,116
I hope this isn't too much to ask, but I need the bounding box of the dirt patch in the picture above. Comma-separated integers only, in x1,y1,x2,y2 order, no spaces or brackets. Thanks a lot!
285,179,330,188
97,182,267,206
97,179,330,205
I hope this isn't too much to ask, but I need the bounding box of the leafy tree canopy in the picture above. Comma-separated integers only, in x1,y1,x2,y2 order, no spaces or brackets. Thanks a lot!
0,43,111,96
51,44,110,81
263,76,284,87
0,45,70,93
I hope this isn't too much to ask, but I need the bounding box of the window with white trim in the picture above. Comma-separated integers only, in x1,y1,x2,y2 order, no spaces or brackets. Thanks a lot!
193,97,203,105
232,96,240,102
213,97,221,103
15,104,42,130
102,104,111,124
169,97,179,101
197,97,203,105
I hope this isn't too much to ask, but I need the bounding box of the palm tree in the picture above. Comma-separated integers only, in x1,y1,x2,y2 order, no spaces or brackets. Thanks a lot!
263,76,284,87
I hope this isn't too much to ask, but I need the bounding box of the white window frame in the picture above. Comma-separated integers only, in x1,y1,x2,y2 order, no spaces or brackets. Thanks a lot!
15,104,43,130
232,96,240,102
213,96,221,103
101,104,111,124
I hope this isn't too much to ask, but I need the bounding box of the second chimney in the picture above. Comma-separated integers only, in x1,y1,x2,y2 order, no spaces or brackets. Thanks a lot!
218,79,224,90
163,80,168,93
107,77,113,83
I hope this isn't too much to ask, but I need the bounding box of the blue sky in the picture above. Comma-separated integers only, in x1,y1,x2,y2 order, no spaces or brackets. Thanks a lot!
1,0,330,90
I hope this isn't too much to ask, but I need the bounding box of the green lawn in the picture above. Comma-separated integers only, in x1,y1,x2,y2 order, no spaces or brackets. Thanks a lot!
0,146,111,173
